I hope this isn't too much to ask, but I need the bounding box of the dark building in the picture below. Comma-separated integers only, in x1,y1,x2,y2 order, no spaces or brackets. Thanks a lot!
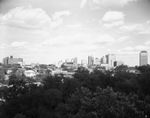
88,56,94,66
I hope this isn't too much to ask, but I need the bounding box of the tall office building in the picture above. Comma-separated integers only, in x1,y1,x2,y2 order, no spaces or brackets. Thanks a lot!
139,51,148,66
94,58,101,65
101,56,107,64
88,56,94,66
106,54,116,68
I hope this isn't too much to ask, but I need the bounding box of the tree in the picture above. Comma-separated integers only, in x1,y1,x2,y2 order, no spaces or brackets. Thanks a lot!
13,114,27,118
137,65,150,73
61,78,80,102
0,68,5,84
66,87,147,118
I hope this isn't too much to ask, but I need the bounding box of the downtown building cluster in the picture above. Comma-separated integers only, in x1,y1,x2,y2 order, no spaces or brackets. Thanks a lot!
0,51,148,80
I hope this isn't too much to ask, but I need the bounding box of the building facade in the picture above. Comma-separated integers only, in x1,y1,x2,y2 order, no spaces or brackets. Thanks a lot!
3,56,23,66
3,57,9,65
88,56,94,66
114,60,124,67
139,51,148,66
101,56,107,64
94,58,101,65
106,54,116,68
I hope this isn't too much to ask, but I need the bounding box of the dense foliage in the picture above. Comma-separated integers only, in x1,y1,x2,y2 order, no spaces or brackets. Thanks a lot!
0,65,150,118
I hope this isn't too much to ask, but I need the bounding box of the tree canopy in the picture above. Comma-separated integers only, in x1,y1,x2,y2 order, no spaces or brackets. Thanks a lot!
0,65,150,118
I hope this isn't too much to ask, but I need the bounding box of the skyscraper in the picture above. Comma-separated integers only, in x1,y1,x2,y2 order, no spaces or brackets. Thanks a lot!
139,51,148,66
88,56,94,66
106,54,116,68
101,56,107,64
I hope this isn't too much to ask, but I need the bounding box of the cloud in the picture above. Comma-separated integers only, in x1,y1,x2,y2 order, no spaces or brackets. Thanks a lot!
1,6,51,29
25,33,116,59
0,43,8,49
120,24,143,32
52,10,71,20
80,0,87,8
0,6,71,29
10,41,27,48
102,21,124,28
139,29,150,34
51,10,71,27
102,11,124,28
80,0,137,9
102,11,125,22
119,22,150,34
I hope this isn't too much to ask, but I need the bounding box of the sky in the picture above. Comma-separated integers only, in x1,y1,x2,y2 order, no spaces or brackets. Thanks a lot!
0,0,150,66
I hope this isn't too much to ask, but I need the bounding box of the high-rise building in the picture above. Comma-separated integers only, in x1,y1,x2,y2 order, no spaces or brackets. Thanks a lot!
88,56,94,66
94,58,101,65
3,56,23,66
101,56,107,64
3,57,9,65
139,51,148,66
106,54,116,68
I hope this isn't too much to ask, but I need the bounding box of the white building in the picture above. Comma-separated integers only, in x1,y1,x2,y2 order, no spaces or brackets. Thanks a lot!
24,70,36,78
94,58,101,65
106,54,116,68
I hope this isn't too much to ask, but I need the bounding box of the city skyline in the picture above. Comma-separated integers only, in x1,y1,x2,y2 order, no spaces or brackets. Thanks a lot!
0,0,150,65
1,51,149,67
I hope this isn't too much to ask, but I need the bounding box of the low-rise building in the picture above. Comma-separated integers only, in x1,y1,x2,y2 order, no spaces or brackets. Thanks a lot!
24,70,36,78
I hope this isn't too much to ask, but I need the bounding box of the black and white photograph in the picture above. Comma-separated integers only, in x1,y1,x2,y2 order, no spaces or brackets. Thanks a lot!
0,0,150,118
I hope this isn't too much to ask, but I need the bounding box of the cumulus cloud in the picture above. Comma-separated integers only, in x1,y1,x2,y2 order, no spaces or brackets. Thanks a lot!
0,6,71,29
1,6,51,29
102,11,124,28
102,11,125,22
52,10,71,20
51,10,71,27
80,0,137,9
